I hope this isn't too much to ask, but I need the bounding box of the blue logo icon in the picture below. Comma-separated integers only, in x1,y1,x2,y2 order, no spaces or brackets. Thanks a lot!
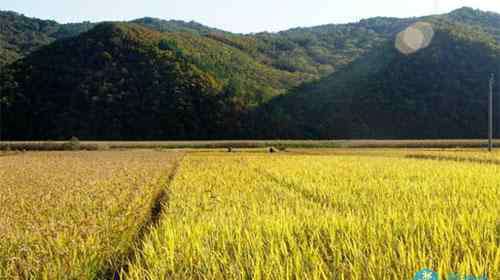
413,269,438,280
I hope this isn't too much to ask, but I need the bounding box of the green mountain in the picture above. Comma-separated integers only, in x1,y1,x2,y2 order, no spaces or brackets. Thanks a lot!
0,11,222,66
1,8,500,140
444,7,500,41
131,17,223,35
253,19,500,139
0,22,305,139
213,18,415,78
0,11,96,65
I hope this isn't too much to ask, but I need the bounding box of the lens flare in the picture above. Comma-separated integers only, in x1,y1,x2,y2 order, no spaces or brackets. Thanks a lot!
396,22,434,55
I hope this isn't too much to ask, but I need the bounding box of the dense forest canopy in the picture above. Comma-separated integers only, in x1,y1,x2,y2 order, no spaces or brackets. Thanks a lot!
1,7,500,140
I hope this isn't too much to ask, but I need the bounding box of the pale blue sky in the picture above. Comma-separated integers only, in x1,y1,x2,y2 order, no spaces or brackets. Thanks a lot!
2,1,500,33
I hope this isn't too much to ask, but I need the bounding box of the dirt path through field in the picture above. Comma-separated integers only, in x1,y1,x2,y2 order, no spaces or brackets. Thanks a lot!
110,152,185,279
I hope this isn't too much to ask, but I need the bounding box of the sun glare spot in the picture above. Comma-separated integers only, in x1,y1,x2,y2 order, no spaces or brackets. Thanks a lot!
396,22,434,55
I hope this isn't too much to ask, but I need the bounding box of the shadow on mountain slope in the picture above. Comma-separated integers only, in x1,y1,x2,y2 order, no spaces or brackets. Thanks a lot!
249,20,500,139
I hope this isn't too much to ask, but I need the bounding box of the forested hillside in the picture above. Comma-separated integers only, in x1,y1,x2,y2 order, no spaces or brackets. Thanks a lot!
253,20,500,139
0,23,307,139
0,12,229,66
1,7,500,140
0,11,95,65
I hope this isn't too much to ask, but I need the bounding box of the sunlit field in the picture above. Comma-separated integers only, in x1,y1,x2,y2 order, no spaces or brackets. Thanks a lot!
126,151,499,279
0,149,499,279
0,151,182,279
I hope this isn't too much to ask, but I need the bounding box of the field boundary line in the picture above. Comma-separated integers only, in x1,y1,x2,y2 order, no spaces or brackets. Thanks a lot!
255,166,334,207
109,152,186,280
406,154,500,165
149,153,185,226
0,151,21,157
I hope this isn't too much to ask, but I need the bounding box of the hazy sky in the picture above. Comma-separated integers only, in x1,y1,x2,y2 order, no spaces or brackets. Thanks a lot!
2,1,500,33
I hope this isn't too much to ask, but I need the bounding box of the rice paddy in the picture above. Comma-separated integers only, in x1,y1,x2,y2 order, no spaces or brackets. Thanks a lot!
0,149,499,279
0,151,182,279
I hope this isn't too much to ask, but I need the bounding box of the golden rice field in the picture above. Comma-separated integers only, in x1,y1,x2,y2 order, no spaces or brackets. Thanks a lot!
0,149,499,279
126,151,499,280
0,151,182,279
